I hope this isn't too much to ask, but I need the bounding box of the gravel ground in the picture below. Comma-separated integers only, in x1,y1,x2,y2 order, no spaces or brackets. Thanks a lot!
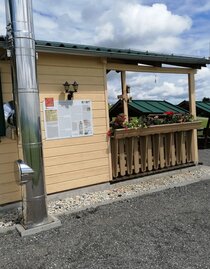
0,177,210,268
1,165,210,230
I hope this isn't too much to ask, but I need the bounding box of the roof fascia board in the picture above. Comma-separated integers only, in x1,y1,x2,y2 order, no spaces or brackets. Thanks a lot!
106,63,197,74
35,45,209,69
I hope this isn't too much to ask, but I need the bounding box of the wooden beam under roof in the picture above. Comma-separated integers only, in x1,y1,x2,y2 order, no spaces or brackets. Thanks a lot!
106,63,197,74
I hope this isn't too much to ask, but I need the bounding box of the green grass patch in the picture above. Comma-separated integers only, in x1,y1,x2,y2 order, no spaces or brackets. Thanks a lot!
197,117,208,128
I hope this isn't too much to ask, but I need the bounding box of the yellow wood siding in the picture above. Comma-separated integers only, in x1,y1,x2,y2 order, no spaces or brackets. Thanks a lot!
0,61,21,204
0,138,21,204
39,53,110,194
0,53,111,205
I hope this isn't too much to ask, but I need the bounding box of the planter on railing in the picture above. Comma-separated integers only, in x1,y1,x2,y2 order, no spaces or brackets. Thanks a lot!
110,121,201,179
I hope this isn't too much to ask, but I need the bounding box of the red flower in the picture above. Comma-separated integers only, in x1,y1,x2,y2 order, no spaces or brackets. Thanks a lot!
164,111,174,116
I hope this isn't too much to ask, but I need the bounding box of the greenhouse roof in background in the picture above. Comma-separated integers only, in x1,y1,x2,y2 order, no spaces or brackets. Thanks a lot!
109,100,187,118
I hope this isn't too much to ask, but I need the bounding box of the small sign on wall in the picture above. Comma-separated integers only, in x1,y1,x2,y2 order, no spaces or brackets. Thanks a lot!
43,99,93,140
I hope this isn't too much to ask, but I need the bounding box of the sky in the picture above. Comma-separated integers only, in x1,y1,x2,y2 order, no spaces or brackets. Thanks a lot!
1,0,210,104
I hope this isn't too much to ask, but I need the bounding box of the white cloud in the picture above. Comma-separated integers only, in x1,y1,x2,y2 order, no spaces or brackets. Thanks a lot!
94,23,114,43
92,2,192,53
196,67,210,80
120,3,191,37
0,1,192,53
195,67,210,99
149,82,185,97
1,0,210,105
0,4,6,35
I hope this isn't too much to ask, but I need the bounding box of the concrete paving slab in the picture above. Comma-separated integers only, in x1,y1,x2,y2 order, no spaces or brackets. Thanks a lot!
15,215,61,237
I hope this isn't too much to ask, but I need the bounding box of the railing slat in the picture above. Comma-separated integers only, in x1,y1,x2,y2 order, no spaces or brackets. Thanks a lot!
171,133,176,166
181,132,186,163
133,137,140,173
126,137,134,175
159,134,165,168
186,130,193,162
140,136,148,172
119,139,126,176
147,135,153,171
153,134,160,170
111,138,119,178
176,132,182,165
165,133,172,167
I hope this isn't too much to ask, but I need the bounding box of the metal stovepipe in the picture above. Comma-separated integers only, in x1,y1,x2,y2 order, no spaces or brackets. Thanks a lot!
5,0,48,228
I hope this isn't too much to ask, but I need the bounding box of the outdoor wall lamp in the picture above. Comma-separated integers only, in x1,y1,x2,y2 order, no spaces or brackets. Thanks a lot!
63,81,79,100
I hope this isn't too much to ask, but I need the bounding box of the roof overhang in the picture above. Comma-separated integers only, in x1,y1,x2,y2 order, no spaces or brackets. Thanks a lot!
1,37,210,69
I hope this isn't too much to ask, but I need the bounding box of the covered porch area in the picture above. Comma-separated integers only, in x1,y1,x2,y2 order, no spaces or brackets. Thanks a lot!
106,53,209,181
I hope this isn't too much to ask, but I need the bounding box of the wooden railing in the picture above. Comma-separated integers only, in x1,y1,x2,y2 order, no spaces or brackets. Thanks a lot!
110,121,201,179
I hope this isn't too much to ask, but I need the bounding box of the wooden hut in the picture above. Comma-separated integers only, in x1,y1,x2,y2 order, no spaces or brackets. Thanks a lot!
109,99,187,120
0,37,209,205
178,100,210,147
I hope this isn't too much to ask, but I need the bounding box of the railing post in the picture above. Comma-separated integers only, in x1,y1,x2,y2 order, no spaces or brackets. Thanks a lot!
188,71,198,163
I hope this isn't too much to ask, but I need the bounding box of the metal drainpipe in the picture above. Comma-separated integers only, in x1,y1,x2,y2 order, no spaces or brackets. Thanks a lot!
5,0,49,228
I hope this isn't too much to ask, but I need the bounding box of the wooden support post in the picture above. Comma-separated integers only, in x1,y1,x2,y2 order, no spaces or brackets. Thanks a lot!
188,71,198,163
102,59,113,180
121,71,128,121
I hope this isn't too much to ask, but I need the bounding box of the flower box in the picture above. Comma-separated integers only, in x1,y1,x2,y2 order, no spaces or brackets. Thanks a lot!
113,121,201,139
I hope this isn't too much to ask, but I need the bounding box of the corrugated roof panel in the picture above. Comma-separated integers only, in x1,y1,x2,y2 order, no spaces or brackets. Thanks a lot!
196,101,210,113
129,101,151,113
110,99,191,118
131,100,163,113
145,101,171,113
130,100,186,114
155,101,187,113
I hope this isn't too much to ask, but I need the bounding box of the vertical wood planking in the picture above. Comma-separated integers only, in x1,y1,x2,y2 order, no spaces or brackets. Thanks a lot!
186,130,193,162
140,136,148,172
153,134,160,170
147,135,153,171
125,137,134,175
111,138,119,178
171,133,176,166
181,132,186,163
119,139,126,176
159,134,165,168
133,137,140,173
111,126,198,181
165,133,172,167
175,132,182,165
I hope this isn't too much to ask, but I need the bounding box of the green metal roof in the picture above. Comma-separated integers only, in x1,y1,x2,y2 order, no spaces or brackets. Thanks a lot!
0,36,210,68
130,100,187,114
109,100,187,117
178,100,210,116
196,101,210,113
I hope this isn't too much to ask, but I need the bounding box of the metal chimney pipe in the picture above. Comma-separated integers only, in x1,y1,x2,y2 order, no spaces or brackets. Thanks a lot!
5,0,49,228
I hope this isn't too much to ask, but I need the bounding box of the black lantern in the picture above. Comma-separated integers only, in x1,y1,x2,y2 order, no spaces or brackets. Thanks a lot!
63,81,79,100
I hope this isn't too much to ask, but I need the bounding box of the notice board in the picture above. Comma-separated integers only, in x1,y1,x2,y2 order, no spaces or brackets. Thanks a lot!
43,99,93,140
